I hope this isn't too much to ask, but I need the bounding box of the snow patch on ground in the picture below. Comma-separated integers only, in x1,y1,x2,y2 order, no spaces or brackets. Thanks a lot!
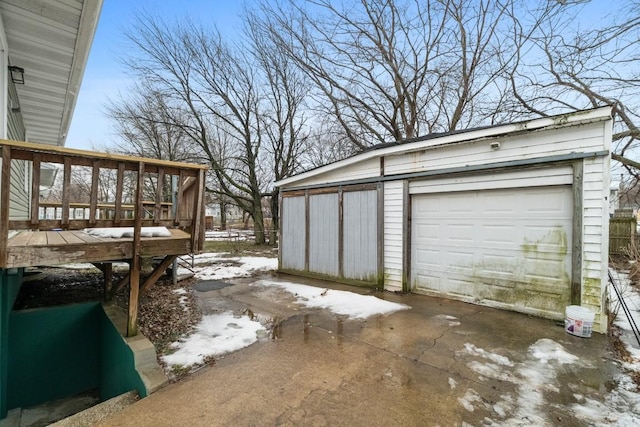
254,280,410,319
162,312,265,368
458,338,640,426
173,288,189,312
182,253,278,281
448,377,457,390
459,343,514,367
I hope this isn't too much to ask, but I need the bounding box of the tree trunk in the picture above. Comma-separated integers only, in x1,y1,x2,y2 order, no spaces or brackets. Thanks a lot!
252,197,266,245
269,189,279,246
219,201,227,230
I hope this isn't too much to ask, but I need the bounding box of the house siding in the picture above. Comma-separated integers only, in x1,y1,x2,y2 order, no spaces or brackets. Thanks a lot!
7,78,29,221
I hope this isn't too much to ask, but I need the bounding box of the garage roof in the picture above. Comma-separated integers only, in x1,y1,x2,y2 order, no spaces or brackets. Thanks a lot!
276,106,613,188
0,0,102,146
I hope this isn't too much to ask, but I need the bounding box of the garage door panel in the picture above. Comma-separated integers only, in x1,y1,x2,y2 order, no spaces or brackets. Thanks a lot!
482,225,517,244
415,223,440,240
449,225,475,242
411,185,572,319
446,278,476,297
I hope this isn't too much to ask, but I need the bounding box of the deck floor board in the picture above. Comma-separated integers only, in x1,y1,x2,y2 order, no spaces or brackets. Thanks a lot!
46,231,67,245
5,229,193,268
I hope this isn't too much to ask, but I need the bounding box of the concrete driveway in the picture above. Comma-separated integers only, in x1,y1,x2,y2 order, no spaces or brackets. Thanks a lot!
100,275,634,426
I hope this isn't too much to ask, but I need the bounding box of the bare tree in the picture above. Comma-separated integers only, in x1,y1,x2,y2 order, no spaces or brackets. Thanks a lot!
116,13,309,244
256,0,564,150
106,84,202,163
245,8,310,244
508,1,640,179
120,17,267,243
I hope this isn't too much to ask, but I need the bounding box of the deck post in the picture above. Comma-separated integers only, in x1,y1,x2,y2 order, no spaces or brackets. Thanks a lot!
30,154,41,227
127,161,145,337
127,260,140,337
89,160,100,225
0,146,11,268
114,162,124,225
191,169,205,252
154,167,164,224
62,158,71,228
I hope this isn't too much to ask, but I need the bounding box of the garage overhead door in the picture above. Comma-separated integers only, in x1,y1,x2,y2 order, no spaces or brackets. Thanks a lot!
411,186,572,318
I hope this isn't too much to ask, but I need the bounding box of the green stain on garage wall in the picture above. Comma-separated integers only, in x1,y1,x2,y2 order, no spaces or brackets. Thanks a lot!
520,227,568,257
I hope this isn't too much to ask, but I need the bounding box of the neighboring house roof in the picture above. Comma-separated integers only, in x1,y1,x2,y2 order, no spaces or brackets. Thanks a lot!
275,106,613,188
0,0,103,146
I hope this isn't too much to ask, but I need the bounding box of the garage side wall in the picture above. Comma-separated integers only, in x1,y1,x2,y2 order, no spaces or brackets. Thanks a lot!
581,150,611,332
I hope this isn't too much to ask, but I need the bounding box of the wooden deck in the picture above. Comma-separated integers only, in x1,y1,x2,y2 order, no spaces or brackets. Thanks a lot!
1,139,208,336
6,229,192,268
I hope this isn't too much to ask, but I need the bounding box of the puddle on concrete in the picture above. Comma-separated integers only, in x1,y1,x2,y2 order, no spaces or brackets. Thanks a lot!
193,280,233,292
268,313,364,345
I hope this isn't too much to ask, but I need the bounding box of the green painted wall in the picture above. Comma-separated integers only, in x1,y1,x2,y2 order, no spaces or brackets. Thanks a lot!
7,303,101,409
1,286,147,419
100,309,146,399
0,268,23,419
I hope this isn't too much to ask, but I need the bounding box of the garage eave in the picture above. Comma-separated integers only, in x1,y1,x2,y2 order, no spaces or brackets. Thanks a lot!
276,106,613,188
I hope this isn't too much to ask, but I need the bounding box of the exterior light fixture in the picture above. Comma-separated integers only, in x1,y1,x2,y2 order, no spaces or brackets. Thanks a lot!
8,66,24,84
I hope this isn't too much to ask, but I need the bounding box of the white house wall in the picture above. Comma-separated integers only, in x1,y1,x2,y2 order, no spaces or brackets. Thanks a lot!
7,76,29,220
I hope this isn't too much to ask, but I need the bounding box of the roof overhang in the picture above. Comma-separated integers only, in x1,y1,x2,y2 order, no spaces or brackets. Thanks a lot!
0,0,103,146
275,106,614,188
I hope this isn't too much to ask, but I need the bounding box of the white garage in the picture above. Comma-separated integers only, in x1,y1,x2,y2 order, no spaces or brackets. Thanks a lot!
275,107,612,332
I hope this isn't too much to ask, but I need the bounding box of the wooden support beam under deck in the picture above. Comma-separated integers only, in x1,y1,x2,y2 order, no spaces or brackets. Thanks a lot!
141,255,177,295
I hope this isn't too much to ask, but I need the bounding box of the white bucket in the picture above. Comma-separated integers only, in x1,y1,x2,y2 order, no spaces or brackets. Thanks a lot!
565,305,595,338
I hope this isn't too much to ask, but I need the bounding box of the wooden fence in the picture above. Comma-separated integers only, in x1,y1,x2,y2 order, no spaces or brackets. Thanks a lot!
609,216,637,256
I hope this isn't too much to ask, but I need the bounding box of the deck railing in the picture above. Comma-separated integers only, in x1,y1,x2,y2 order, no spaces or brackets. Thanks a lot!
0,139,208,266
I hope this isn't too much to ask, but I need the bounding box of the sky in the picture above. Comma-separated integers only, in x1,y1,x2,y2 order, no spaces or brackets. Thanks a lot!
65,0,612,152
65,0,251,151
